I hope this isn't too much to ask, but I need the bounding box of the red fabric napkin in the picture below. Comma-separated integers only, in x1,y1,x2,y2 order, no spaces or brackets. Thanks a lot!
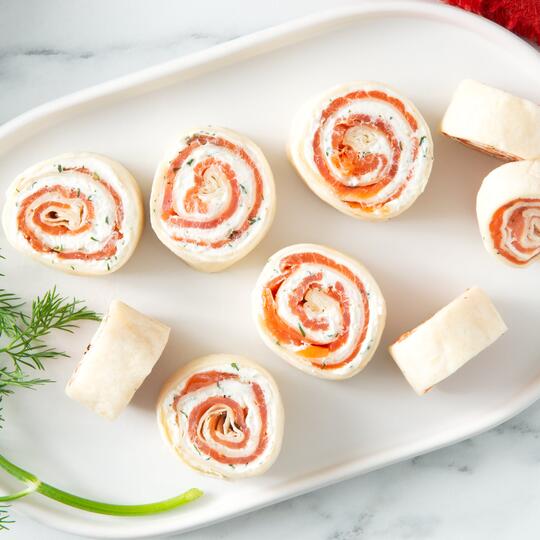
444,0,540,45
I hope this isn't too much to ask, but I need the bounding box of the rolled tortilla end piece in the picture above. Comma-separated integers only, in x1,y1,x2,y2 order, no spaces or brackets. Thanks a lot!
389,287,507,395
477,160,540,267
288,81,434,220
66,300,170,420
157,354,284,479
441,80,540,161
252,243,386,380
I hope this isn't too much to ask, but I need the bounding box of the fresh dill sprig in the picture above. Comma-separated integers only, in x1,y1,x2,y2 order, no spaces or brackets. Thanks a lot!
0,287,101,374
0,255,203,528
0,505,13,531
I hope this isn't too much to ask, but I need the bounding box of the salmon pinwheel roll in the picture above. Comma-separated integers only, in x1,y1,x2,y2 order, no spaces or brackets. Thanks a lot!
150,127,276,272
477,160,540,267
157,354,284,479
2,153,143,275
288,82,434,220
252,244,386,380
442,80,540,160
389,288,507,395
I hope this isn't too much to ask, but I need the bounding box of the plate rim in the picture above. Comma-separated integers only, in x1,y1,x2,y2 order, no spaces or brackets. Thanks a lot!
2,1,540,537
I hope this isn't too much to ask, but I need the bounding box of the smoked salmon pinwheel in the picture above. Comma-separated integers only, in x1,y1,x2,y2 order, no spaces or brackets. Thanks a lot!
442,80,540,161
477,160,540,267
288,82,434,220
2,153,143,275
157,354,284,479
252,244,386,379
150,127,276,272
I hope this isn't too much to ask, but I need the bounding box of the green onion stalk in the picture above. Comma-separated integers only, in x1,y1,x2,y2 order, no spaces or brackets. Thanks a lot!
0,453,202,516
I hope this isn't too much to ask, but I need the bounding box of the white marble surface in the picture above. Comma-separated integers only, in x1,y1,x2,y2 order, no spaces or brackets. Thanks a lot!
1,1,540,538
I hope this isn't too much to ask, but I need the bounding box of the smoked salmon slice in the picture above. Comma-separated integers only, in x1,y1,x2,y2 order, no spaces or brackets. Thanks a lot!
2,153,143,275
252,243,386,380
477,160,540,267
288,82,434,220
150,127,276,272
157,354,284,479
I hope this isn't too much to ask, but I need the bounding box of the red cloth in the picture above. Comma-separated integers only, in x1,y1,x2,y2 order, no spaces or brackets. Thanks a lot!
444,0,540,44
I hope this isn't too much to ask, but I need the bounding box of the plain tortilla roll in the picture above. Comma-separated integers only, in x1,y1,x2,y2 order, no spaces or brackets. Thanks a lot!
441,80,540,160
66,300,170,420
389,287,507,395
157,354,284,479
477,160,540,267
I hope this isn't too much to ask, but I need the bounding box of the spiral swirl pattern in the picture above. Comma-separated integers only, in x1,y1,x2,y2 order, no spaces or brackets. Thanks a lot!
158,354,284,478
150,127,275,272
288,82,433,220
2,153,143,275
252,244,386,379
477,160,540,267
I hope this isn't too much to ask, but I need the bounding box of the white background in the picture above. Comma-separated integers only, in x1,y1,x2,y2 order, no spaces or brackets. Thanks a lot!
1,1,540,539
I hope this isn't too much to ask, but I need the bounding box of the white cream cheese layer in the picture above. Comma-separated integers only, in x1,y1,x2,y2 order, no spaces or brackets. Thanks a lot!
252,243,386,380
157,354,284,479
477,160,540,267
150,127,276,272
2,153,143,275
442,79,540,160
389,287,507,395
288,82,433,220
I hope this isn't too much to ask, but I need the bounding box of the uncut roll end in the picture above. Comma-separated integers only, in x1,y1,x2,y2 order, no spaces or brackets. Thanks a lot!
66,299,170,420
389,287,507,395
441,79,540,161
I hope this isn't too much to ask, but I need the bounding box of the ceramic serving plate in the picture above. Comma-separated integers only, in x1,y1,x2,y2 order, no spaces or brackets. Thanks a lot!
1,2,539,537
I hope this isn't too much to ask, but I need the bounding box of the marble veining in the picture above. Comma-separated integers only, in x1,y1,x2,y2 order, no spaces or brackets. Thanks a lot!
1,0,540,539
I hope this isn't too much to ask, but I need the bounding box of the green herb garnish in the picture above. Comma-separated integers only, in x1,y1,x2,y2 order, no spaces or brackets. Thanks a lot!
0,257,202,528
231,362,240,371
56,165,63,173
298,323,306,337
186,159,194,166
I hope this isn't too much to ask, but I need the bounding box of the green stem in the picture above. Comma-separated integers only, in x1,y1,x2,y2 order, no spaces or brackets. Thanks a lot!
0,454,203,516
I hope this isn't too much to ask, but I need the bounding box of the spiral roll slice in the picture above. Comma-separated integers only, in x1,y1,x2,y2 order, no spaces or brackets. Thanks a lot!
252,244,386,379
158,354,284,479
288,82,434,220
441,79,540,160
150,127,276,272
66,300,170,420
477,160,540,267
2,153,143,275
389,288,507,395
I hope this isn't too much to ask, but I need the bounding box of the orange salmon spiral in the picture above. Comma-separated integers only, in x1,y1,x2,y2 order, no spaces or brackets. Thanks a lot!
252,244,386,379
150,127,276,272
477,159,540,267
288,82,433,220
2,153,143,275
157,354,284,479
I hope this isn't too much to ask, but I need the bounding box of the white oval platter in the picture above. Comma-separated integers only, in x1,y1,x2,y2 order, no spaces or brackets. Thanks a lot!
1,2,539,537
